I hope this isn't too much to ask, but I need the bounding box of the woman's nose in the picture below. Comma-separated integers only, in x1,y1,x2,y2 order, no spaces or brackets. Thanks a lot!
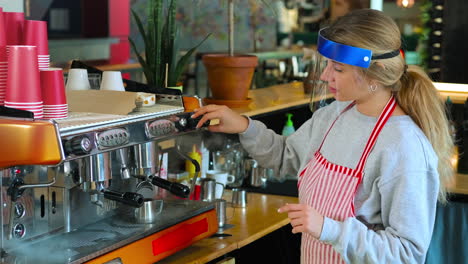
320,64,333,82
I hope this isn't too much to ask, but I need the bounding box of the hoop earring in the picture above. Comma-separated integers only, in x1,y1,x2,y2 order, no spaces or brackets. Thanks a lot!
369,84,377,92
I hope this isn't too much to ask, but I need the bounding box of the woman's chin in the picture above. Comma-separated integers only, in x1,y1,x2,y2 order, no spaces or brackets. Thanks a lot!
334,95,345,101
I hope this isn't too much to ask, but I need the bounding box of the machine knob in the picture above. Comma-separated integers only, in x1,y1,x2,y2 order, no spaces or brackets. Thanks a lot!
178,117,187,128
188,114,210,129
14,203,25,218
12,223,26,239
64,136,92,156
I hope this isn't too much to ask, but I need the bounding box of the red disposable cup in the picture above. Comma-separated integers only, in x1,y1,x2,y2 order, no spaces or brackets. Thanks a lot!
43,106,67,110
44,104,67,108
4,105,43,111
4,12,24,45
8,105,43,110
6,45,42,103
23,20,49,55
23,109,43,113
44,105,68,110
5,105,43,118
45,112,67,115
44,112,67,116
4,101,42,106
40,68,66,105
44,109,68,112
44,109,67,113
0,8,6,61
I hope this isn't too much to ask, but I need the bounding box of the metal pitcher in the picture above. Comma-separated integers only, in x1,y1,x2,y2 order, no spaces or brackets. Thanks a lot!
245,159,267,188
200,178,224,202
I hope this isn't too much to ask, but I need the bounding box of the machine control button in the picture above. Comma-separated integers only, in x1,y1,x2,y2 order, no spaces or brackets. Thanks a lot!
12,223,26,239
14,203,25,218
145,119,177,138
179,117,187,128
97,128,129,150
64,135,92,156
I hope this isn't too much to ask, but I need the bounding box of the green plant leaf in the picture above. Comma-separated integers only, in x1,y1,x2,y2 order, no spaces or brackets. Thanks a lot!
146,0,156,84
130,9,148,50
167,0,177,86
141,0,164,88
167,26,180,87
154,0,163,88
172,33,212,86
129,37,153,86
134,0,212,89
160,0,176,87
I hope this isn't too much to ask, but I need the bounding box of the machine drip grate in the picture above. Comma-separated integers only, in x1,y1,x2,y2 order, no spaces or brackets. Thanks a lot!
56,104,184,135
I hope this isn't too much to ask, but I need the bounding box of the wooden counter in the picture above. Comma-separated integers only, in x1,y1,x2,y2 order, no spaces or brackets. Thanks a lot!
157,191,298,264
448,173,468,195
233,81,468,117
230,81,311,117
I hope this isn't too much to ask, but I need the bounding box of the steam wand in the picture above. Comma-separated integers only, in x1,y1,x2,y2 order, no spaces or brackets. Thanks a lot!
149,147,191,198
6,169,57,240
132,144,200,199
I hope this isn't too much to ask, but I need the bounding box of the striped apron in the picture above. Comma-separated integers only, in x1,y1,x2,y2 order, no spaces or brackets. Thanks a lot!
298,96,396,263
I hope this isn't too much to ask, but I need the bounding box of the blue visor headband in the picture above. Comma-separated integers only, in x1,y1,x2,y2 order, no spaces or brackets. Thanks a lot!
317,29,400,68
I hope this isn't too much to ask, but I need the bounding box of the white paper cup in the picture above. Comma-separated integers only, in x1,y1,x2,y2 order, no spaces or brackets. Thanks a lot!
100,71,125,91
66,68,91,91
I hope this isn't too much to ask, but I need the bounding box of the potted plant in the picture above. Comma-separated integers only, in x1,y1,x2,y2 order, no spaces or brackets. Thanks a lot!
202,0,269,106
129,0,210,92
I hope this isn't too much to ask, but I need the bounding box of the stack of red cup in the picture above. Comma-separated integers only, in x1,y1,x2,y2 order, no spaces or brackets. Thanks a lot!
0,8,7,105
23,20,49,70
3,12,24,45
0,59,5,105
40,68,68,119
4,45,43,118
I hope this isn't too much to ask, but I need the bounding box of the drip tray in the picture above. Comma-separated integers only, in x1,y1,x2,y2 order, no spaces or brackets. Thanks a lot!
9,200,214,264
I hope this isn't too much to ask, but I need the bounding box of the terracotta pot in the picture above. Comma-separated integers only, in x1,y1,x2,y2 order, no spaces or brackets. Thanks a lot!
202,54,258,101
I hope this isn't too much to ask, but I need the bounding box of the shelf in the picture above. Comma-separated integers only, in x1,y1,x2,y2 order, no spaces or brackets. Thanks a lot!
49,37,119,62
434,82,468,104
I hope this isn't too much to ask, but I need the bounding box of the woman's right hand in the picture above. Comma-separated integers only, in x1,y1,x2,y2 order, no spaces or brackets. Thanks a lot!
191,104,249,134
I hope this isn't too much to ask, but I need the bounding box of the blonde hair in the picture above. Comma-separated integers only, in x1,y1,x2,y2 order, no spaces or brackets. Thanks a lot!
325,9,454,203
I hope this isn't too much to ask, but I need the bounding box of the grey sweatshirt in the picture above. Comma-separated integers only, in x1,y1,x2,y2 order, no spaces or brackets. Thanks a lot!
239,100,439,263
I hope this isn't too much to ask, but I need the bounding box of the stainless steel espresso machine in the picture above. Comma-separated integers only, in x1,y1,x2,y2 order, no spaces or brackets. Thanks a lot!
0,93,218,264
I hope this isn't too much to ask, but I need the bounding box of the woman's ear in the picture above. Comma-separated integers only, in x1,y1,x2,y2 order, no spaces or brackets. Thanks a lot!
375,62,386,70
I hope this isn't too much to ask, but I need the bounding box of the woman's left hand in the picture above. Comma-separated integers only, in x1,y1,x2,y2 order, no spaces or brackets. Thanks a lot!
278,203,324,239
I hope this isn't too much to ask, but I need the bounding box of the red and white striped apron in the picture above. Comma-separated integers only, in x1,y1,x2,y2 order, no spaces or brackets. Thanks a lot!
297,96,396,263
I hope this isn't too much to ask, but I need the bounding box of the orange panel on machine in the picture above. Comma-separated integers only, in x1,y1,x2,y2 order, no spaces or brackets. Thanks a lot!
0,118,63,168
85,209,218,264
183,96,201,112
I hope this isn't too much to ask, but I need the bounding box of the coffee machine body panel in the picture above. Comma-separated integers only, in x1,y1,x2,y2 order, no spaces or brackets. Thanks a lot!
0,103,216,262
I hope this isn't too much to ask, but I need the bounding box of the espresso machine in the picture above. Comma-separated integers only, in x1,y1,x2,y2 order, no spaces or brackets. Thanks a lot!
0,93,218,263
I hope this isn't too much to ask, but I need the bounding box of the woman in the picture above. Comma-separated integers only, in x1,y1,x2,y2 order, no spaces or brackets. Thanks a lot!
192,9,454,263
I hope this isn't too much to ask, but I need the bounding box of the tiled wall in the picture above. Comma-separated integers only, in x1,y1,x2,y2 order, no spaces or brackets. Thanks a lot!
129,0,278,55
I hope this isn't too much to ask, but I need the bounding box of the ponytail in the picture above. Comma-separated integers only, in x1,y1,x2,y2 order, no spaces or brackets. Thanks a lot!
396,65,454,203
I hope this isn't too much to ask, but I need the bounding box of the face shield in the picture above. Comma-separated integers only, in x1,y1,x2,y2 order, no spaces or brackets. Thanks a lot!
308,28,400,112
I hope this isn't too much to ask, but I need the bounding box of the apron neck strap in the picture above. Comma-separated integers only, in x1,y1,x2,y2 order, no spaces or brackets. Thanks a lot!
354,96,396,173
